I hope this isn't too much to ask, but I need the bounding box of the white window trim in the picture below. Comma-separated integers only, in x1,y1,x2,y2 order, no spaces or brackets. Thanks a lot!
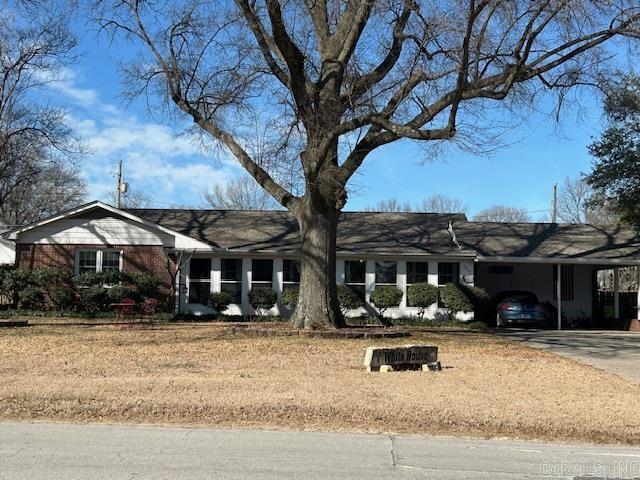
187,257,213,305
282,258,301,290
75,248,123,275
220,258,243,305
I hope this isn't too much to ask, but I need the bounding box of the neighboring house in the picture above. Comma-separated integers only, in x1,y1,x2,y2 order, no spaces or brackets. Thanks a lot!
3,200,640,327
0,227,15,265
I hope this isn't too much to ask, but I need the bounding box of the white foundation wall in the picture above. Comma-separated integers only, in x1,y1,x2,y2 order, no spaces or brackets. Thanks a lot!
475,262,593,320
180,255,476,320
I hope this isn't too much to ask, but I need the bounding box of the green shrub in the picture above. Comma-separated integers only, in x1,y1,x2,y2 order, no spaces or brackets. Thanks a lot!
281,287,299,309
370,285,403,319
406,282,438,319
1,269,33,306
439,283,490,321
336,284,364,315
48,286,78,310
129,272,160,298
208,291,234,314
107,284,139,303
249,287,277,313
18,287,45,309
31,268,74,288
81,286,108,312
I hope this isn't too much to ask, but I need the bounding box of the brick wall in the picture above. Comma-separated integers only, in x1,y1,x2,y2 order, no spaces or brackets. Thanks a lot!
15,244,175,299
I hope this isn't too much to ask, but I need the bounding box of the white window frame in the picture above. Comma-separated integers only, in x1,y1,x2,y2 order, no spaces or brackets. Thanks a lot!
187,257,213,305
75,249,123,275
220,258,243,305
282,258,301,293
344,259,367,301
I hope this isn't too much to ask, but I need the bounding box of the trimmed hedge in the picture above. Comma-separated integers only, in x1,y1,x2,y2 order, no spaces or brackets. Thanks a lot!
208,291,234,314
281,287,299,309
370,285,403,320
249,287,278,313
337,284,364,315
439,283,490,320
406,282,438,319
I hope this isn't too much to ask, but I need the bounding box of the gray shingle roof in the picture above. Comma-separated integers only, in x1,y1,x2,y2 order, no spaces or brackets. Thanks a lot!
125,208,640,261
456,221,640,260
126,209,471,256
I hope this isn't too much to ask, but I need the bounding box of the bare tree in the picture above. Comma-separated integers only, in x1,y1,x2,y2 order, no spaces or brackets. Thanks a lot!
473,205,531,223
203,175,279,210
94,0,640,328
363,198,412,212
557,176,618,224
0,163,86,225
419,195,467,214
0,0,82,226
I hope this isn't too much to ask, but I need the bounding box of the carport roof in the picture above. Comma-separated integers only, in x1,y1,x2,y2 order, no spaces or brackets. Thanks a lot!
456,221,640,262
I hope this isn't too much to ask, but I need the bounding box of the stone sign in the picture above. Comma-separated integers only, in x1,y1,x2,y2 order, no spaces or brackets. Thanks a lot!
364,345,438,372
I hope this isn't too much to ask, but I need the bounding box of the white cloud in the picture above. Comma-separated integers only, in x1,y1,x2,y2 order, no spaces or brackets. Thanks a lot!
44,68,99,107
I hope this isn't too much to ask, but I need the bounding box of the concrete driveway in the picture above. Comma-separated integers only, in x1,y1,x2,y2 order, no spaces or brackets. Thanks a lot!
493,329,640,383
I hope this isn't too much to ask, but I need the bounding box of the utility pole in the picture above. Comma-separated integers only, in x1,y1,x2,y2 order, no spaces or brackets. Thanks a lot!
116,160,123,208
551,183,558,223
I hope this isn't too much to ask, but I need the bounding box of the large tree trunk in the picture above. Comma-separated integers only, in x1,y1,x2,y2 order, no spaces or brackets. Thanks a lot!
290,195,346,329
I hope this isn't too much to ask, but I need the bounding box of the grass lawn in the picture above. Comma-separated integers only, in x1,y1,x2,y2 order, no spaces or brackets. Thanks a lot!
0,324,638,444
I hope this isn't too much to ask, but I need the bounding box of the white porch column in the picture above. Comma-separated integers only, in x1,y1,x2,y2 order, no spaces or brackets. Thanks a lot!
241,258,251,315
212,258,221,293
397,261,407,308
557,263,562,331
427,261,439,286
336,259,345,284
365,260,376,304
613,267,620,319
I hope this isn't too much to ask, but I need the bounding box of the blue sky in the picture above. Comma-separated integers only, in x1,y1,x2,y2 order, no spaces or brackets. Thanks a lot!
51,20,606,219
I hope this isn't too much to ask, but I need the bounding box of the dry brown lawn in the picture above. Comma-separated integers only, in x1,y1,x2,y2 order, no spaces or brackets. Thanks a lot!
0,324,639,444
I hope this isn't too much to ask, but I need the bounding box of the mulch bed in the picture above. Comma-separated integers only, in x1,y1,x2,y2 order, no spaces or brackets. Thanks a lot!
0,320,29,328
229,323,411,339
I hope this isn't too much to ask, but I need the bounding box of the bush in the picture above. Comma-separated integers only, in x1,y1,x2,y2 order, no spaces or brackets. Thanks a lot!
129,272,160,298
18,287,45,309
439,283,490,321
141,298,159,316
249,287,277,313
81,286,108,312
406,282,438,319
49,286,78,310
337,284,364,315
31,268,74,288
1,269,33,306
370,285,403,319
208,291,234,314
107,284,139,303
281,287,299,309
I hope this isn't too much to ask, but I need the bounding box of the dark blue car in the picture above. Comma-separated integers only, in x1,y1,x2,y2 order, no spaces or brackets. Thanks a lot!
495,291,551,328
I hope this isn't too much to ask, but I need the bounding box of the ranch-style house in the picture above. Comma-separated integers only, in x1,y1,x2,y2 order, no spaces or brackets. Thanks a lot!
3,201,640,328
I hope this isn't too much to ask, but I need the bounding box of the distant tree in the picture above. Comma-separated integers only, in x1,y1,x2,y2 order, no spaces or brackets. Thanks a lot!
557,176,618,225
113,188,154,209
1,163,86,225
419,195,467,214
588,75,640,228
203,175,279,210
0,0,82,226
473,205,531,223
364,198,412,212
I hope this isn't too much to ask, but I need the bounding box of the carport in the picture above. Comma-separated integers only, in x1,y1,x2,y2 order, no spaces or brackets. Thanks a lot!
455,221,640,330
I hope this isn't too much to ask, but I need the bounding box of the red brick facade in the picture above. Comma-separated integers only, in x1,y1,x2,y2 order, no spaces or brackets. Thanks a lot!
15,244,175,298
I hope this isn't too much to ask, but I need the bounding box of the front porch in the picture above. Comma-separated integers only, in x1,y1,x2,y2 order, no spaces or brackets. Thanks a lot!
476,259,640,330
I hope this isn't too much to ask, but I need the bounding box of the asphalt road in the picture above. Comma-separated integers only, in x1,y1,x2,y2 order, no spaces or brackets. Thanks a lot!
1,422,640,479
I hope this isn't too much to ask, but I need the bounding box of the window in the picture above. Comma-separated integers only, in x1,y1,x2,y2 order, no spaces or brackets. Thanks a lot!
221,258,242,304
76,249,121,274
251,259,273,291
437,262,459,285
375,261,397,285
283,259,301,294
553,265,574,301
78,251,98,274
345,260,366,300
188,258,211,305
407,262,429,284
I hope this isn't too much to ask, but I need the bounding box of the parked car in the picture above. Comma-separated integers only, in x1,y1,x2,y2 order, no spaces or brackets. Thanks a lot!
494,291,551,328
